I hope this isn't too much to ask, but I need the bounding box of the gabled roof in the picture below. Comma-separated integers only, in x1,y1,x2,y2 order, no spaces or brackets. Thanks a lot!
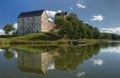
55,12,68,16
18,9,45,18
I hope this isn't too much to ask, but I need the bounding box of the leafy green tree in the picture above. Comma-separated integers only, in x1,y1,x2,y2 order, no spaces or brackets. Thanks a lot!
12,31,18,37
85,24,93,39
55,13,101,39
100,33,120,40
66,13,86,39
100,33,112,39
111,34,120,40
55,16,69,37
3,24,15,35
80,23,87,38
93,27,100,39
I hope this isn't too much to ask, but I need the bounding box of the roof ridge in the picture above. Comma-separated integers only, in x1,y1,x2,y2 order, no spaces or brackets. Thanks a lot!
18,9,45,18
21,9,45,14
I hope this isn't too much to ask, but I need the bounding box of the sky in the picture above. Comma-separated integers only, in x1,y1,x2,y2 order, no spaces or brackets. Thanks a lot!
0,0,120,34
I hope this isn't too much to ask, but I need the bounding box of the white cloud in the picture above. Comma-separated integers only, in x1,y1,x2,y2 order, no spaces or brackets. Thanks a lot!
46,10,62,22
57,10,62,13
0,29,5,35
13,23,18,30
77,72,86,77
101,46,120,53
48,18,53,22
92,59,103,66
77,3,86,8
69,7,73,10
46,10,62,18
100,27,120,34
91,15,104,22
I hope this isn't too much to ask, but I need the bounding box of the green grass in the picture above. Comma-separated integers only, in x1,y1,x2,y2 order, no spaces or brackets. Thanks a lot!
84,39,102,44
9,32,70,44
13,32,45,39
0,38,11,44
0,32,102,45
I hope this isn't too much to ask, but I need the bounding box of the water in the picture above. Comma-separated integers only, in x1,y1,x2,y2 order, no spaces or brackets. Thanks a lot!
0,43,120,78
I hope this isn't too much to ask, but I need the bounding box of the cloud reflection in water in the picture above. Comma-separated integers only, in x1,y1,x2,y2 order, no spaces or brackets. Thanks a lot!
0,49,3,52
92,59,104,66
77,72,86,77
100,46,120,53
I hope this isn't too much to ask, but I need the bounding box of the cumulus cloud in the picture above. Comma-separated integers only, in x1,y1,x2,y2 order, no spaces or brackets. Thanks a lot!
48,18,53,22
46,10,62,22
0,29,5,35
77,3,86,8
13,23,18,30
100,46,120,53
91,15,104,22
100,27,120,34
92,59,104,66
69,7,73,10
46,10,62,18
76,0,86,9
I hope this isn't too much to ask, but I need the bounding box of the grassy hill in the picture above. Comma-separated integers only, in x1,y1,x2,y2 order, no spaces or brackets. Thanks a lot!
0,32,101,45
0,32,69,44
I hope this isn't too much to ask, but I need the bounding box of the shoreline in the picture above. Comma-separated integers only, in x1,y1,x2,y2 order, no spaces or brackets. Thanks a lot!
0,37,101,45
0,33,106,45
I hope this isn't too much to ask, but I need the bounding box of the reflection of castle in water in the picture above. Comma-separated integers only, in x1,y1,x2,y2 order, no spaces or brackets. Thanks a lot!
7,44,100,74
17,50,59,74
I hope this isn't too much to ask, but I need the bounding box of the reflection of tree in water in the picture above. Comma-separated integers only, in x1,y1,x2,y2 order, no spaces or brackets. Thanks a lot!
4,49,14,60
12,44,100,74
2,43,120,75
55,44,100,70
100,42,120,48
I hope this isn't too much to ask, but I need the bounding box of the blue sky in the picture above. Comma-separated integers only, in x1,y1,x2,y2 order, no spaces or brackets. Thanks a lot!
0,0,120,34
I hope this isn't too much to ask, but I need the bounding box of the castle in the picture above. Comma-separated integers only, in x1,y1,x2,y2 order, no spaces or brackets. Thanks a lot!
17,9,68,35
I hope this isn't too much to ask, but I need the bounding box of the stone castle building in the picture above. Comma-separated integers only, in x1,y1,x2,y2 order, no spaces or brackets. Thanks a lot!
17,10,55,35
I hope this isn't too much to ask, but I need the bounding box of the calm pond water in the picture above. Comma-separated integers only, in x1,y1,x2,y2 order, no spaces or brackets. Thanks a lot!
0,43,120,78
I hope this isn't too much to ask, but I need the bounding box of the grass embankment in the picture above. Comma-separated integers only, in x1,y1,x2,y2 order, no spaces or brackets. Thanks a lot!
0,32,101,45
0,38,11,44
0,33,69,44
85,39,102,44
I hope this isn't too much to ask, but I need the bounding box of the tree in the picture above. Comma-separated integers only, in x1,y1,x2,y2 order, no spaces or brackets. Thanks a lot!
85,24,93,39
55,16,68,37
100,33,112,39
55,13,101,40
3,24,15,35
66,13,86,39
93,27,100,39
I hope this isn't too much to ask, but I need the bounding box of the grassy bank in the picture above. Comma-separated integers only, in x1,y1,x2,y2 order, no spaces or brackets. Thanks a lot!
0,32,102,45
0,38,11,44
